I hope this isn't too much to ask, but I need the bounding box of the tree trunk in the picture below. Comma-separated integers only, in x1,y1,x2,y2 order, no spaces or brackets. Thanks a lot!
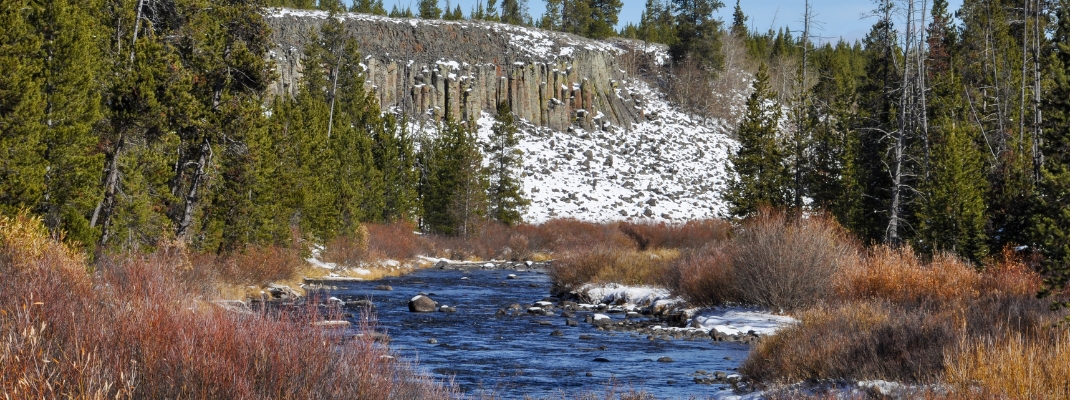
91,132,125,246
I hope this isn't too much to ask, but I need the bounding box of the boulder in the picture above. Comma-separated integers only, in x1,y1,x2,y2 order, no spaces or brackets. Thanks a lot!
408,295,437,312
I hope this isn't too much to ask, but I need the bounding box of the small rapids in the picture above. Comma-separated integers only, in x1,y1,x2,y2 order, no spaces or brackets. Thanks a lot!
327,268,749,399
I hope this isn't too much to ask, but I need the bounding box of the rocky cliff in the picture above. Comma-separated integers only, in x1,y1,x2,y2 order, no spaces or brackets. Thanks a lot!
265,8,644,131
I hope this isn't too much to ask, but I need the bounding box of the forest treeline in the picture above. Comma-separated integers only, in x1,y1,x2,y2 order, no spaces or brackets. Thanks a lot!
721,0,1070,300
0,0,526,256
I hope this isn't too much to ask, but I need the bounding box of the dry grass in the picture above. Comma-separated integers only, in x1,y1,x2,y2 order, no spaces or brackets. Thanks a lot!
549,248,679,292
945,330,1070,400
0,213,454,399
836,246,1043,307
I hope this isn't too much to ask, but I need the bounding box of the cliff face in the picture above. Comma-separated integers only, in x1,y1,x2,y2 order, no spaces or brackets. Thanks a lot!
265,8,644,131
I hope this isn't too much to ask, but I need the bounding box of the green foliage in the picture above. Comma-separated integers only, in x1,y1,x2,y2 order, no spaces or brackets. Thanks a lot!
806,41,864,229
389,5,415,18
420,121,487,237
730,0,746,37
485,102,529,226
0,0,46,218
538,0,562,30
669,0,724,72
726,63,790,217
1035,0,1070,302
32,0,106,249
501,0,527,25
352,0,387,15
635,0,676,45
419,0,442,19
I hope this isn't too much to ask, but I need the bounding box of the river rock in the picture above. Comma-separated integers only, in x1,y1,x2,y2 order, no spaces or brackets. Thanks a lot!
593,357,610,362
374,285,393,291
438,305,457,312
408,295,437,312
427,338,438,344
566,319,579,327
657,356,673,363
551,329,564,336
347,299,375,308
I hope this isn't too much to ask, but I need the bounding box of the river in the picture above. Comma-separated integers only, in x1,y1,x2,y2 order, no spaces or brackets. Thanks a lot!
326,267,749,399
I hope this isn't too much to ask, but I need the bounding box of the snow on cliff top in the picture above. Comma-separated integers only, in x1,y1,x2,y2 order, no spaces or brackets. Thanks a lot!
266,8,622,60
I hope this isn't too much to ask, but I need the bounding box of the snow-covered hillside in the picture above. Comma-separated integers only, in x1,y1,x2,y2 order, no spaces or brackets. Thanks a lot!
476,78,738,223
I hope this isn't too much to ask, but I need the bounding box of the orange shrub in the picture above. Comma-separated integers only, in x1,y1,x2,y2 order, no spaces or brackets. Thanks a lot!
837,246,1044,307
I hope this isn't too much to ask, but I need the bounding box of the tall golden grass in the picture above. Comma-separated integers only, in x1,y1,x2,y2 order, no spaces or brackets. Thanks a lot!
945,331,1070,399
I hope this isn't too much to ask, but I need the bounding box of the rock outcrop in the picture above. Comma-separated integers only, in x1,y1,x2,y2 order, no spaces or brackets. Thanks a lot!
265,8,644,131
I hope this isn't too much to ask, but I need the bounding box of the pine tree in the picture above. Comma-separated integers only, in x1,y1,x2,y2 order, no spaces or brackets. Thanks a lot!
730,0,746,37
501,0,527,25
1035,0,1070,303
538,0,562,30
669,0,724,72
562,0,592,36
807,41,863,226
373,115,418,222
851,0,899,243
420,121,487,237
32,0,106,248
485,102,529,226
586,0,623,39
637,0,676,45
419,0,442,19
917,121,989,262
352,0,387,15
0,0,46,217
726,63,790,217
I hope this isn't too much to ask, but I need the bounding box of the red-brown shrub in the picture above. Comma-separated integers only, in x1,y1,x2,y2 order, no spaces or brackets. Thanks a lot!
366,221,422,260
0,214,453,399
731,211,859,310
666,244,737,307
619,220,732,251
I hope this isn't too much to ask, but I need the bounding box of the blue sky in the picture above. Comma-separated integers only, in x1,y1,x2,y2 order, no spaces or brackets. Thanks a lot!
371,0,965,43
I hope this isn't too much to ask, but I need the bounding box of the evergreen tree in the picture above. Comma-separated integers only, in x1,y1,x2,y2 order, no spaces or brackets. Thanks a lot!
389,5,415,18
419,0,442,19
501,0,527,25
352,0,387,15
807,41,863,227
420,121,487,237
485,102,529,226
1035,0,1070,302
373,115,419,222
669,0,724,72
562,0,593,36
730,0,746,37
0,0,46,218
587,0,623,39
851,0,899,243
32,0,106,248
637,0,676,45
917,121,989,261
538,0,562,30
726,63,790,217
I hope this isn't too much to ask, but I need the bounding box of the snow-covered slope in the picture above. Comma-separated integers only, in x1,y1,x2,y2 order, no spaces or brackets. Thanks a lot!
475,78,738,223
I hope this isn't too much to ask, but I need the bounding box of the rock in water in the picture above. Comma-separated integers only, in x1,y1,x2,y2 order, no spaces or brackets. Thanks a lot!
657,356,673,363
408,295,437,312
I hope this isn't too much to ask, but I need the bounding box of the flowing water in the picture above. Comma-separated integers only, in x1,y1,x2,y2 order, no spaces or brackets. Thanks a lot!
327,267,749,399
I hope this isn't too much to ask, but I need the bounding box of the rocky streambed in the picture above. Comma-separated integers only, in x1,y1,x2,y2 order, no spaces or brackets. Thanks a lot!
311,262,760,399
